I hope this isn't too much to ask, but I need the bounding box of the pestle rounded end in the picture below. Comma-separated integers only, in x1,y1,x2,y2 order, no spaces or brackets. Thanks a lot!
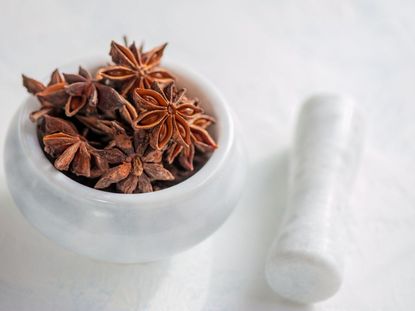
265,250,342,304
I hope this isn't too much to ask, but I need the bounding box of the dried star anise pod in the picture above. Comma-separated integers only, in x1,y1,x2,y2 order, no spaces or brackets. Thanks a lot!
22,69,68,121
95,132,174,193
96,40,174,96
188,114,218,151
42,115,123,177
76,115,134,153
63,67,127,117
132,82,203,150
166,114,217,171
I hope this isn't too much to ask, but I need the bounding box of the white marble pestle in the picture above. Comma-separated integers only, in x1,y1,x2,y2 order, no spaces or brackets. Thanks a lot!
265,95,364,304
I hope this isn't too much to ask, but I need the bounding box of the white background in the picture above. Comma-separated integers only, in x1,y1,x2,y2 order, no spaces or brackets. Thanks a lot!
1,0,415,310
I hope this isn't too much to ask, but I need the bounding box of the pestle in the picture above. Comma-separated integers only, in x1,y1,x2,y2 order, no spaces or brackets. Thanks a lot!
265,95,364,304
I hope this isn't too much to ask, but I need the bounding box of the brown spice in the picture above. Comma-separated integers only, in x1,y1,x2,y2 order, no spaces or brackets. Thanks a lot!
96,41,175,96
22,38,218,193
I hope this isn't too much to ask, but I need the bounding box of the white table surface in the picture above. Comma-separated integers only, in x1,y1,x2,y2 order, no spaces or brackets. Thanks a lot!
1,0,415,310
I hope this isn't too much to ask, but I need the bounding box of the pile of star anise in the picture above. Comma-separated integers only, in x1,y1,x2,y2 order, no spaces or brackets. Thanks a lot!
22,39,217,193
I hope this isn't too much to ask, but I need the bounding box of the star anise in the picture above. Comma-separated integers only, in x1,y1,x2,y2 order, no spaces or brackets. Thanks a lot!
63,67,127,117
22,38,218,194
76,115,134,154
132,82,203,150
96,41,174,96
95,132,174,193
166,114,217,170
42,115,124,177
22,69,68,121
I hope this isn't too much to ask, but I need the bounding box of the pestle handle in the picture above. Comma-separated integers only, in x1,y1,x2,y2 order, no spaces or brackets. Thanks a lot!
265,95,364,304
